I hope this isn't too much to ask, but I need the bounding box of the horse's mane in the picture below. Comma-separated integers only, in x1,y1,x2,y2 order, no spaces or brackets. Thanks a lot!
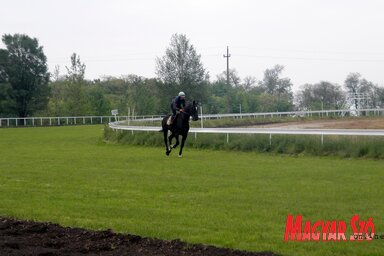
184,101,193,108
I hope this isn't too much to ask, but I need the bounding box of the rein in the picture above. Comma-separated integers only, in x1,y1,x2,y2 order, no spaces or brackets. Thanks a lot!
180,104,194,117
181,110,192,116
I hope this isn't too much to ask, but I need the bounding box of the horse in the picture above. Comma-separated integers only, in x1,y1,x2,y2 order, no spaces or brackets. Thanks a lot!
161,101,199,157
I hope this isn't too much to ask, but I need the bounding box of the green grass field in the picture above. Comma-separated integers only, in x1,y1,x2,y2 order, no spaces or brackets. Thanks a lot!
0,125,383,256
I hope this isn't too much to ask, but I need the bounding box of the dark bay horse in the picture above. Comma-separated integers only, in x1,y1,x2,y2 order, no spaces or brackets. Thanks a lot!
161,101,198,157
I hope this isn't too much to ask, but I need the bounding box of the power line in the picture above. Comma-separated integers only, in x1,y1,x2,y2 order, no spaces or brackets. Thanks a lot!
236,54,384,63
210,45,384,56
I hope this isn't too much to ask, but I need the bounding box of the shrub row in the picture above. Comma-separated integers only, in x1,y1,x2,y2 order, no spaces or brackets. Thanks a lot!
104,126,384,159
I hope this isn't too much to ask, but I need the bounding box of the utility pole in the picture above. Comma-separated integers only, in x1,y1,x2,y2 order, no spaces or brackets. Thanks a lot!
223,46,231,86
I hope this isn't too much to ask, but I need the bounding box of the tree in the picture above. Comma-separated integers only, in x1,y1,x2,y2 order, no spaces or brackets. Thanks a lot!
295,82,345,110
216,69,241,87
210,79,232,97
257,93,278,112
125,77,161,115
155,33,209,101
0,60,13,115
0,83,14,116
63,53,89,115
51,65,61,82
46,53,91,116
0,34,50,117
372,86,384,108
344,73,375,109
344,72,361,94
242,76,257,91
259,64,292,97
87,86,111,115
66,53,86,83
257,65,294,112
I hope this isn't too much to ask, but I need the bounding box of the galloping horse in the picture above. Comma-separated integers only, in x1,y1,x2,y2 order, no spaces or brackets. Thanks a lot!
161,101,199,157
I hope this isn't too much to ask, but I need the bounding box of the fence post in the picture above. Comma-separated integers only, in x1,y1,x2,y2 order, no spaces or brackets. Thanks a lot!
321,134,324,145
200,106,203,128
226,133,229,144
269,133,272,146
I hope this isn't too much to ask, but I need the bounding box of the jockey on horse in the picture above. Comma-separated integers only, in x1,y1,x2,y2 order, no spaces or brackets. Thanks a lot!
162,91,198,157
167,91,186,125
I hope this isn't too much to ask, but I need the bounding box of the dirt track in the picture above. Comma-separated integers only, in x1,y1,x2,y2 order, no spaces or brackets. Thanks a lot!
256,118,384,129
0,217,279,256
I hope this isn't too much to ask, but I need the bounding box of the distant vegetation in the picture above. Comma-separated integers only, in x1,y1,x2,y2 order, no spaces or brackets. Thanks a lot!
1,33,384,118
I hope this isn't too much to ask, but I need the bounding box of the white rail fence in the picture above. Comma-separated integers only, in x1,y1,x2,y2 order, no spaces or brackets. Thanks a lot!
202,108,384,119
109,121,384,146
1,108,384,128
0,116,128,127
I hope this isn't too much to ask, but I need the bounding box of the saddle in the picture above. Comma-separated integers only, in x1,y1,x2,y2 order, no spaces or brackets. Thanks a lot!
166,113,178,126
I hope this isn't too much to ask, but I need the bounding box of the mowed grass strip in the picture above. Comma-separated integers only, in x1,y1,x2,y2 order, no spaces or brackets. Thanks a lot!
0,125,383,256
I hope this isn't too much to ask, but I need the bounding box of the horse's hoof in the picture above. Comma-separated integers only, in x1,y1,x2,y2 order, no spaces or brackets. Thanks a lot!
166,151,170,156
178,154,182,158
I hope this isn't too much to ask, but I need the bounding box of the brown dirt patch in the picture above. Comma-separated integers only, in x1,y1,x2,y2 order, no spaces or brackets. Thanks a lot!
255,118,384,129
0,217,280,256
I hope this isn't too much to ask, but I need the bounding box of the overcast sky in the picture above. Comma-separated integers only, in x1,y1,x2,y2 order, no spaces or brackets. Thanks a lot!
2,0,384,89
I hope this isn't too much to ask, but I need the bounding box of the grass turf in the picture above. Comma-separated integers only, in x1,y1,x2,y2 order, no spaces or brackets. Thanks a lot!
0,125,383,256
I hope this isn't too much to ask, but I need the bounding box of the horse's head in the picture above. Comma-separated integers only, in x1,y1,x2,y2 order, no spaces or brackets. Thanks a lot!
184,100,199,121
190,100,199,121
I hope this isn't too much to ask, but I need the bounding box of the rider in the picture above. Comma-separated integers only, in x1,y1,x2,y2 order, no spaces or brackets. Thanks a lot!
168,91,186,125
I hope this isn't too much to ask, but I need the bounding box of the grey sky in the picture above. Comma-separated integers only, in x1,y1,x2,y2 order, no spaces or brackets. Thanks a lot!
2,0,384,89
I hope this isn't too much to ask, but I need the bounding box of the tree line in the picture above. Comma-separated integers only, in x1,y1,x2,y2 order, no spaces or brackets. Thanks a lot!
1,33,384,118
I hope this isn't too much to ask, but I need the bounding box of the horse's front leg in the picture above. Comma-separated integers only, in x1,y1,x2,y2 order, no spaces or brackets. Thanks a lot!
168,133,174,149
178,133,188,157
164,130,171,156
170,133,179,149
